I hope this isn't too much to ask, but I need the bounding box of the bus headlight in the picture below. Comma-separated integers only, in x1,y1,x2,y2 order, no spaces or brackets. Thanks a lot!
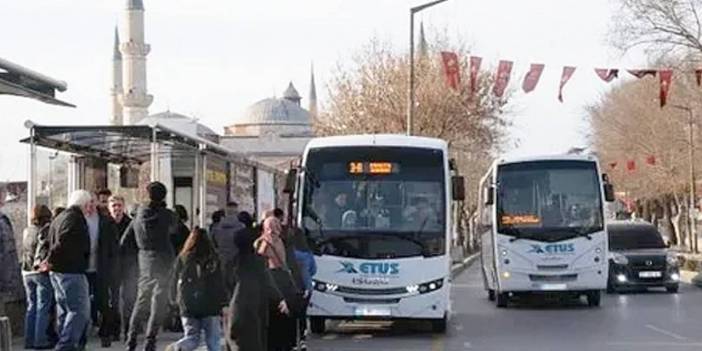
313,281,338,293
415,278,444,294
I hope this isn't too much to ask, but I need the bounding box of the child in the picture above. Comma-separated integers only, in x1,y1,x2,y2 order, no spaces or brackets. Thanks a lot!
292,229,317,351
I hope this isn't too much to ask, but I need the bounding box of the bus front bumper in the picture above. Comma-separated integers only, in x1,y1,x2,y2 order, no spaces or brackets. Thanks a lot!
307,286,449,320
498,268,608,292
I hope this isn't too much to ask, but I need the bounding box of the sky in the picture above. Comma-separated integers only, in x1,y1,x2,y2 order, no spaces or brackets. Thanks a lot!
0,0,648,181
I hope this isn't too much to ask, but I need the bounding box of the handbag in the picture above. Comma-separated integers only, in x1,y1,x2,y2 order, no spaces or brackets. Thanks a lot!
268,243,307,318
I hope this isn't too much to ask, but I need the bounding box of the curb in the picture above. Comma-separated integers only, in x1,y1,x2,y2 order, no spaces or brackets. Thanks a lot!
451,253,480,279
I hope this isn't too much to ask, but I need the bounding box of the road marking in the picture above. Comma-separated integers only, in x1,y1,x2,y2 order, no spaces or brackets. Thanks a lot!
451,283,483,288
644,324,688,341
463,342,472,349
352,334,373,340
431,334,444,351
454,324,464,331
608,341,702,347
322,334,338,340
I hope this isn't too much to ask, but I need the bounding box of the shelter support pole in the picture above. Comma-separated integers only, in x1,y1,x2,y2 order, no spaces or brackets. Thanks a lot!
27,127,37,226
199,146,207,228
150,128,160,182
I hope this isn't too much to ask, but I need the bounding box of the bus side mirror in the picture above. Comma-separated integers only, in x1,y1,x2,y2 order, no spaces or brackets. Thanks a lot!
283,168,298,194
604,183,615,202
485,186,495,206
452,176,465,201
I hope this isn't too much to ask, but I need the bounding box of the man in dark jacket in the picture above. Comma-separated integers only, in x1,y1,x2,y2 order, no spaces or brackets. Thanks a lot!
92,199,120,348
121,182,178,351
47,189,93,351
109,195,135,342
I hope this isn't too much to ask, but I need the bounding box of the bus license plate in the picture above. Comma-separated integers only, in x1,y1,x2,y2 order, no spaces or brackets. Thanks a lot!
639,271,662,278
355,307,391,317
540,284,567,291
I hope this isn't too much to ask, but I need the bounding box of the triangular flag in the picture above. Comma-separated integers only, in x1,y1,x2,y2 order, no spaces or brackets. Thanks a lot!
522,63,545,93
628,69,657,79
627,160,636,171
659,69,673,108
646,155,656,165
696,69,702,87
493,60,513,98
558,66,576,102
609,162,618,169
595,69,619,83
440,52,461,90
469,56,482,98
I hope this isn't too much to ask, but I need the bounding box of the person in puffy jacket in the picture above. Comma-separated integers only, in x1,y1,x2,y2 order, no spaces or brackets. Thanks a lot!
21,204,54,349
121,181,178,351
211,202,244,295
292,229,316,351
166,227,227,351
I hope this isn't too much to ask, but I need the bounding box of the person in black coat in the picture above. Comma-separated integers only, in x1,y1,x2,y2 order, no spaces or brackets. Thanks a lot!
91,209,120,348
109,195,135,341
227,211,288,351
121,182,178,351
47,190,93,351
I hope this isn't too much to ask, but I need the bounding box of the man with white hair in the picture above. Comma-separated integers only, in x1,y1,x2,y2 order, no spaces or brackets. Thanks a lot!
47,189,93,351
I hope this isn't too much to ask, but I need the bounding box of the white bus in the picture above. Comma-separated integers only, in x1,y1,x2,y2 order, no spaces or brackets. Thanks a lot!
285,134,464,333
478,155,615,307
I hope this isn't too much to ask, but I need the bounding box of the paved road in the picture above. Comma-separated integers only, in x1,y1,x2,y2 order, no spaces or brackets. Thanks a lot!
309,263,702,351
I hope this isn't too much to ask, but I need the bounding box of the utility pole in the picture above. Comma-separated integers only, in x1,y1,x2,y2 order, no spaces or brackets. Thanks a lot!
406,0,450,136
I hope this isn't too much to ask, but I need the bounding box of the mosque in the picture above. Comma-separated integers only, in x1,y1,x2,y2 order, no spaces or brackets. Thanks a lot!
111,0,315,170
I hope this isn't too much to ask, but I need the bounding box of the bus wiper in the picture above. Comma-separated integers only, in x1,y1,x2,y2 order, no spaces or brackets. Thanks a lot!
563,227,594,240
384,232,430,256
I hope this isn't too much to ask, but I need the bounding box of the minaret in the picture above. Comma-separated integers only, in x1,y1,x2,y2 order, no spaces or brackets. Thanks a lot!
308,63,318,119
418,22,429,59
111,27,124,125
119,0,153,125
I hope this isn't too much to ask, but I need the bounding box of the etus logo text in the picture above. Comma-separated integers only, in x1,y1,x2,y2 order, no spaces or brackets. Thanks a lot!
337,261,400,275
528,243,575,254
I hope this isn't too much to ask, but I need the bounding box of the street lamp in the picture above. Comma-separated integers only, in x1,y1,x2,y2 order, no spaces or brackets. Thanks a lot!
406,0,450,136
671,104,698,253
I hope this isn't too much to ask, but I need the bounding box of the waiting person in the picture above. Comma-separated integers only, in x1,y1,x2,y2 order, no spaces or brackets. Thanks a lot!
47,190,93,351
122,181,178,351
110,195,136,342
209,209,225,235
97,189,112,215
53,207,66,219
165,228,227,351
292,230,316,351
211,202,244,294
172,205,190,256
85,193,120,347
326,192,349,228
21,205,54,350
227,211,288,351
0,183,24,327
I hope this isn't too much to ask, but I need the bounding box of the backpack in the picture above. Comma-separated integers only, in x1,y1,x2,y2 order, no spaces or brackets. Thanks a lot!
175,258,214,317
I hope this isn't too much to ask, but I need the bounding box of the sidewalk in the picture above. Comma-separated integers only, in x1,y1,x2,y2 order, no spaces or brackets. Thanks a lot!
13,332,224,351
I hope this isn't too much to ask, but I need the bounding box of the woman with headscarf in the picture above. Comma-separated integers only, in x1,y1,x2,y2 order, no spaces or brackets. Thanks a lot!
227,212,288,351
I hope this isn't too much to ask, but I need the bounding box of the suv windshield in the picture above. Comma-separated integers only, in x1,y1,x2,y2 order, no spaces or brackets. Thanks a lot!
608,224,666,250
301,146,446,258
496,160,604,242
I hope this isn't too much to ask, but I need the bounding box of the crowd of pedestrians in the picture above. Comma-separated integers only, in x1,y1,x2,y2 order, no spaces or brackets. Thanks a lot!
14,181,316,351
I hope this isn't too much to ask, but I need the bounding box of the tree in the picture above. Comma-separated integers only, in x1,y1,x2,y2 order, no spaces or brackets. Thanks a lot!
314,34,512,252
612,0,702,57
586,59,702,249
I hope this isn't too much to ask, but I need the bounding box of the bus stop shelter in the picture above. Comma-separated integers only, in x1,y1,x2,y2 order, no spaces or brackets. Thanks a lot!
21,122,280,227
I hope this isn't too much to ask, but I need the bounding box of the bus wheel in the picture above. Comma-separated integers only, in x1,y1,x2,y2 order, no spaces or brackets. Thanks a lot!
310,317,326,335
488,289,496,301
587,291,601,307
431,315,448,333
496,292,509,308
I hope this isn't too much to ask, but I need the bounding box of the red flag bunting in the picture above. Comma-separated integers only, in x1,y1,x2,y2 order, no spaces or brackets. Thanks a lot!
609,162,618,169
659,69,673,107
627,160,636,171
595,68,619,83
469,56,482,98
522,63,545,93
558,66,576,102
440,52,460,90
646,155,656,165
696,69,702,87
493,60,513,98
628,69,657,79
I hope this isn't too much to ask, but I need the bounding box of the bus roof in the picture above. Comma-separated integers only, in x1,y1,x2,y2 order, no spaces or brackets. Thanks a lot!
494,154,598,167
305,134,448,151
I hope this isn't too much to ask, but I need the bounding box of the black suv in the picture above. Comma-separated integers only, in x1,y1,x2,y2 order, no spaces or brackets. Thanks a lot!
607,221,680,293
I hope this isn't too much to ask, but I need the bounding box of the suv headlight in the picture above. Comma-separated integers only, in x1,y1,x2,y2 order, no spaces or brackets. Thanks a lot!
666,254,678,266
611,253,629,265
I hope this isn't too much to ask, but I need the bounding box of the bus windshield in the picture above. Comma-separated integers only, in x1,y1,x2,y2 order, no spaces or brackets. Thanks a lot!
302,146,446,258
496,160,604,242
